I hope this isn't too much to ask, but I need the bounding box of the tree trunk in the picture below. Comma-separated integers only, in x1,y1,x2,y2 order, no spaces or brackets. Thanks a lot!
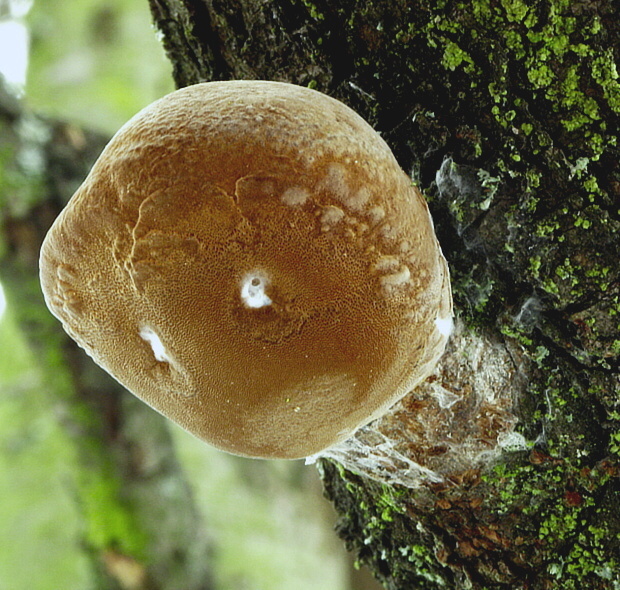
2,0,618,588
147,1,620,588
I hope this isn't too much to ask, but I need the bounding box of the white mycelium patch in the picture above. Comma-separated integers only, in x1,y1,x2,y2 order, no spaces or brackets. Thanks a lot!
434,314,454,338
140,326,173,363
240,272,272,309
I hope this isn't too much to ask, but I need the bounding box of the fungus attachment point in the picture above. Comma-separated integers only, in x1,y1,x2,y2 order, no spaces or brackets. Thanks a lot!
240,272,272,309
39,81,453,460
312,319,525,489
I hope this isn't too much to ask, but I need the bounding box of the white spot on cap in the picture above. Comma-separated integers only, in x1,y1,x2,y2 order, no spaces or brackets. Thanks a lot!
241,272,272,308
434,314,454,338
372,255,400,273
346,187,371,212
320,205,345,231
140,326,173,363
281,186,310,207
366,206,385,225
319,163,349,201
380,265,411,288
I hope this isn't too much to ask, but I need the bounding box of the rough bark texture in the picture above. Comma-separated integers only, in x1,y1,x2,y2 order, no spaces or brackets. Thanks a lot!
146,1,620,588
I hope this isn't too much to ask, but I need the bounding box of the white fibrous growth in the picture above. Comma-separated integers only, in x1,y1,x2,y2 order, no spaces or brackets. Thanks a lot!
434,314,454,338
310,319,526,489
140,326,173,363
241,272,272,308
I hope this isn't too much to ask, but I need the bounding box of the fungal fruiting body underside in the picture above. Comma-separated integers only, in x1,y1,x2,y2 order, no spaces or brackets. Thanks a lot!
39,81,452,459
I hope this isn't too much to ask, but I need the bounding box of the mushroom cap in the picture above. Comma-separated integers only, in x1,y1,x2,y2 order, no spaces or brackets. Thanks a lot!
39,81,452,459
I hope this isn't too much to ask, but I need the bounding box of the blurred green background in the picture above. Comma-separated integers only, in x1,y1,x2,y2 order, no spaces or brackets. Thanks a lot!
0,1,379,588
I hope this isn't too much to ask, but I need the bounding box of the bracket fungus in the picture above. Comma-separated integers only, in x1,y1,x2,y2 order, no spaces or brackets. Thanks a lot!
39,81,453,460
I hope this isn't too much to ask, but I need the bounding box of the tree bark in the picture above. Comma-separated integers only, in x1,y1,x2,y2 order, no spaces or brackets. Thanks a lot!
146,1,620,588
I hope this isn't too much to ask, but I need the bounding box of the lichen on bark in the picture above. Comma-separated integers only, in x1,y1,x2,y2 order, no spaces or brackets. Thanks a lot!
302,2,620,588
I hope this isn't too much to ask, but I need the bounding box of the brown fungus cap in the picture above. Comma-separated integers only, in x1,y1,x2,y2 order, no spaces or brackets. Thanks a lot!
39,81,453,459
